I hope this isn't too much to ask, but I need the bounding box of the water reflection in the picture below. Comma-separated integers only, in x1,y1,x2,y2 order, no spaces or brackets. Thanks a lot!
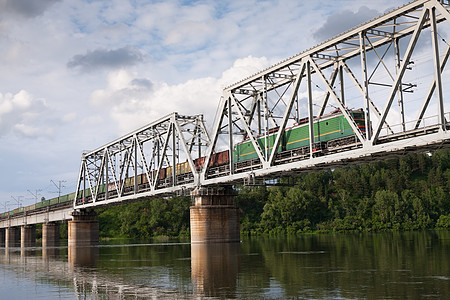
0,232,448,299
191,242,240,297
68,246,99,268
42,246,60,262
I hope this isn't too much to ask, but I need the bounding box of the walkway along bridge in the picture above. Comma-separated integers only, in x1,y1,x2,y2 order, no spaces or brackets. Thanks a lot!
1,0,450,246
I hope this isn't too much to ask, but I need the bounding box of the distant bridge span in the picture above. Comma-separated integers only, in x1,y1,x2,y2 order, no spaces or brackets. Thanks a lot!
72,0,450,211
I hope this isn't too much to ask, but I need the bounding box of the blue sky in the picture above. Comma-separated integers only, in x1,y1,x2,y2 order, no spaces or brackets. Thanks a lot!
0,0,421,208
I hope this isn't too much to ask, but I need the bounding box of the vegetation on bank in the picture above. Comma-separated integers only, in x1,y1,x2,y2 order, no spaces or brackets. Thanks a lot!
97,150,450,239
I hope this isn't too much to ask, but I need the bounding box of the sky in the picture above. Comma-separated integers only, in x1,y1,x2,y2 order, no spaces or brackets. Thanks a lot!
0,0,429,209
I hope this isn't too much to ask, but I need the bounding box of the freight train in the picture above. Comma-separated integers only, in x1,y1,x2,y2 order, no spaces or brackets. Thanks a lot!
1,108,365,217
0,192,75,219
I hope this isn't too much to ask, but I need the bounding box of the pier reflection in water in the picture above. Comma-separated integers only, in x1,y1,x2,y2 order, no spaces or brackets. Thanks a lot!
191,242,240,297
68,246,99,268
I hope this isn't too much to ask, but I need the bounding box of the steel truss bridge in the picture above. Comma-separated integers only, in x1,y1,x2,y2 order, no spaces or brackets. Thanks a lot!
74,0,450,210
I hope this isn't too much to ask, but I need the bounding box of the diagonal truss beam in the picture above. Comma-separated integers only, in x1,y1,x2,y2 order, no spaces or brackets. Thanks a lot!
308,57,366,143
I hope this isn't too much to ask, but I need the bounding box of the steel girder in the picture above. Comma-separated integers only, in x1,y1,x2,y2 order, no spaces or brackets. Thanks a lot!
202,0,450,180
73,113,209,209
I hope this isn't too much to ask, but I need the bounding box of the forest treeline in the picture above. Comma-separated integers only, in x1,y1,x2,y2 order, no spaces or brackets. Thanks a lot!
97,149,450,239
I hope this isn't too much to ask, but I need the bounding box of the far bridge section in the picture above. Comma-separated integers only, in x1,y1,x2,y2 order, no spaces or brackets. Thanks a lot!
73,113,210,209
73,0,450,211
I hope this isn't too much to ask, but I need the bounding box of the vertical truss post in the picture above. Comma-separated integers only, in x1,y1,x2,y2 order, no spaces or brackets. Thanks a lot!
134,138,138,194
105,151,109,201
82,160,86,204
430,5,446,131
359,31,372,141
228,96,234,174
307,59,315,158
339,63,345,107
257,96,262,135
394,36,406,132
263,76,269,161
172,123,177,187
198,117,202,159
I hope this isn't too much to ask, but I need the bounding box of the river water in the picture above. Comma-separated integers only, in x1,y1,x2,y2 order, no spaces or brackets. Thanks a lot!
0,231,449,299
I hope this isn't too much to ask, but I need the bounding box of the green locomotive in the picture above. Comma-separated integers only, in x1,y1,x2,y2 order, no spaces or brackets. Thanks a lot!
234,109,365,162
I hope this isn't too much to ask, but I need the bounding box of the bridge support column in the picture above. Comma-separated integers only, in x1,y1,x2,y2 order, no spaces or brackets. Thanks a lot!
190,187,240,244
42,222,60,248
20,225,36,248
0,228,5,247
68,210,99,247
5,226,20,248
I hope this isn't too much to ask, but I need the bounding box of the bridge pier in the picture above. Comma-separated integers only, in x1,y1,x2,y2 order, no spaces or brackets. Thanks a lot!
5,226,20,248
0,228,5,247
68,210,99,247
42,222,60,248
190,187,240,244
20,225,36,248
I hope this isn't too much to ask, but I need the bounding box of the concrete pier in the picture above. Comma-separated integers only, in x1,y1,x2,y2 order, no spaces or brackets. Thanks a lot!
20,225,36,248
68,210,99,247
5,226,20,248
190,187,240,244
0,228,5,247
42,222,60,248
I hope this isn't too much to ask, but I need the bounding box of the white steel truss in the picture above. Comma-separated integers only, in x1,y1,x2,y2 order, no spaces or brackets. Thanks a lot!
74,113,209,209
74,0,450,210
202,0,450,182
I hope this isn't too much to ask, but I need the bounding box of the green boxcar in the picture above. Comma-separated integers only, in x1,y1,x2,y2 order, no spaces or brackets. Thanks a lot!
65,192,76,203
26,204,36,212
42,199,50,207
13,207,24,215
234,110,365,162
49,197,59,206
36,201,44,209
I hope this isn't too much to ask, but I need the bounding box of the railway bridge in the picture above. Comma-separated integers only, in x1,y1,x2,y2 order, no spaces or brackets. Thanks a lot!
1,0,449,248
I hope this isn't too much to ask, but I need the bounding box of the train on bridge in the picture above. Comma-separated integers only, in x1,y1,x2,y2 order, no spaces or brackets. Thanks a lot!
1,108,366,216
0,193,74,219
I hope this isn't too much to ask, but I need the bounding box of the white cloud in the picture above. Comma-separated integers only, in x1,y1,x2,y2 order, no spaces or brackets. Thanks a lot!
90,56,271,134
0,90,53,138
62,112,77,122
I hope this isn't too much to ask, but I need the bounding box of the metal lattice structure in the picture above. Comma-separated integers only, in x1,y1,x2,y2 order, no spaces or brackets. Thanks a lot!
74,0,450,209
202,0,450,184
74,113,209,208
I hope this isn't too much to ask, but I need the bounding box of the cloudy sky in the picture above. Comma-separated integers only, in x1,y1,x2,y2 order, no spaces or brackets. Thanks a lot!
0,0,418,207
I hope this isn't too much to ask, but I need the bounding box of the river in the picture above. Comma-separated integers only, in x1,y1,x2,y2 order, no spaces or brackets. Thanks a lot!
0,231,449,299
